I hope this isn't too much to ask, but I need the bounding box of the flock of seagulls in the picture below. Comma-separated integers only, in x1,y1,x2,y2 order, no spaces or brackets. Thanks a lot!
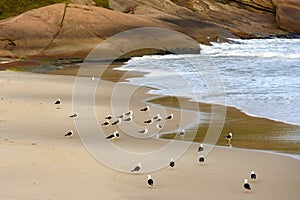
55,98,257,191
99,105,174,138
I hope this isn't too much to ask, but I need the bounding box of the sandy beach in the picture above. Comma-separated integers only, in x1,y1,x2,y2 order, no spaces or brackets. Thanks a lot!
0,70,300,200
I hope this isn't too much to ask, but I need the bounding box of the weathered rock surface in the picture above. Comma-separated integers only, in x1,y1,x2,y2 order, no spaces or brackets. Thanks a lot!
0,0,299,58
272,0,300,32
0,3,66,57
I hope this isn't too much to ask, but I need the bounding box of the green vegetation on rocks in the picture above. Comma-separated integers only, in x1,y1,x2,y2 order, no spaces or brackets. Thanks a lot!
0,0,109,19
94,0,109,8
0,0,69,19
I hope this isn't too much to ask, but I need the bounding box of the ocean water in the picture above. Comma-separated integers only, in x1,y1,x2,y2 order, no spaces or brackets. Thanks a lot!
116,38,300,126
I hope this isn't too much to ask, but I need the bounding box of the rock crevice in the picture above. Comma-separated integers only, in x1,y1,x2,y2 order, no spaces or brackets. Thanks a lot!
40,3,68,55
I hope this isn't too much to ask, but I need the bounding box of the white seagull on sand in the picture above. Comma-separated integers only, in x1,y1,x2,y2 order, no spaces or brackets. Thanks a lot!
198,143,204,152
105,115,112,120
117,113,125,119
140,106,150,112
225,132,233,142
165,114,174,121
105,130,119,140
179,129,185,137
243,179,252,192
199,155,205,165
152,114,161,121
125,110,133,116
54,98,61,109
69,113,78,118
54,98,61,105
156,115,162,121
131,163,142,173
144,119,153,124
112,118,121,126
169,158,175,168
250,170,257,182
123,116,132,122
147,175,154,188
64,130,73,137
138,128,148,135
101,120,110,126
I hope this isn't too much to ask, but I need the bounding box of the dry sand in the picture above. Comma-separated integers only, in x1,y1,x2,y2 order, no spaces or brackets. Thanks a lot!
0,70,300,200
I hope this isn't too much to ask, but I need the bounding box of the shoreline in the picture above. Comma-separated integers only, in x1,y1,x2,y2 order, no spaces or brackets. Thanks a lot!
1,57,299,156
150,95,300,155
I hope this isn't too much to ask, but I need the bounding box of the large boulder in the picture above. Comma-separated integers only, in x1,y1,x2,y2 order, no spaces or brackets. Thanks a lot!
0,3,66,57
1,0,297,58
0,2,232,58
0,3,177,58
273,0,300,32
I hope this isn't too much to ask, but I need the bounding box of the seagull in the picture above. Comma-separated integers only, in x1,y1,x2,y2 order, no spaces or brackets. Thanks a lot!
243,179,251,192
169,158,175,168
101,120,110,126
147,174,154,188
140,106,150,112
179,129,185,137
105,130,119,140
198,143,204,152
54,98,61,109
156,114,162,121
112,118,121,126
64,130,73,137
131,163,142,173
250,171,257,182
105,115,112,120
123,116,132,122
156,123,163,129
125,110,133,116
117,113,125,119
199,155,205,165
138,128,148,134
69,113,78,118
225,132,233,142
54,98,61,105
144,119,153,124
165,114,174,121
152,114,161,121
91,76,95,81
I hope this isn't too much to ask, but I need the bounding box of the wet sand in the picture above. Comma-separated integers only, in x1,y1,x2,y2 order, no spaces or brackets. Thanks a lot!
150,96,300,155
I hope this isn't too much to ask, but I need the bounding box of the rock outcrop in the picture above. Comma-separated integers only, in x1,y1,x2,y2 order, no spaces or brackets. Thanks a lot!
272,0,300,32
0,0,299,58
